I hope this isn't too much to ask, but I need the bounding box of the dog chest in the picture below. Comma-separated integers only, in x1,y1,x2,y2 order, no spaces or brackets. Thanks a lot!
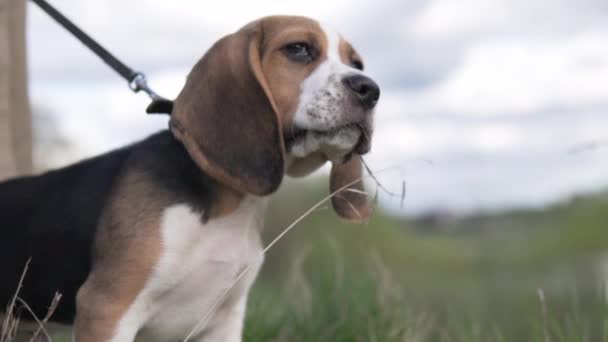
120,198,267,341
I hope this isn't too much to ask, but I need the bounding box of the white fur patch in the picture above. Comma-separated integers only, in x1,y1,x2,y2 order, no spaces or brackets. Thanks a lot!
292,23,354,131
290,126,361,163
109,197,268,342
289,22,366,163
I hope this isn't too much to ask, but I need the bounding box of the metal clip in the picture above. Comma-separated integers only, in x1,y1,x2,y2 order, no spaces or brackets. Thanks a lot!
129,72,162,101
128,72,175,115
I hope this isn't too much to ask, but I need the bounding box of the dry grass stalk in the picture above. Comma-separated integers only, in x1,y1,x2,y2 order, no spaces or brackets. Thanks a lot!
14,298,51,342
360,158,400,197
538,288,550,342
284,246,313,317
1,260,30,342
400,181,406,209
368,250,400,307
28,292,62,342
1,260,62,342
361,158,408,213
334,194,363,220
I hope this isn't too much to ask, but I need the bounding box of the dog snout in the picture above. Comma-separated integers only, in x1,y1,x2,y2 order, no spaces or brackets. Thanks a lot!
342,74,380,109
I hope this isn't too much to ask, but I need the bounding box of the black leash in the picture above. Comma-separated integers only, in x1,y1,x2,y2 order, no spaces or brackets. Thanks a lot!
29,0,174,115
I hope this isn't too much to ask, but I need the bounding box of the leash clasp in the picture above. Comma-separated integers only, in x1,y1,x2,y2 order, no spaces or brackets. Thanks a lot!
129,72,160,100
129,72,175,115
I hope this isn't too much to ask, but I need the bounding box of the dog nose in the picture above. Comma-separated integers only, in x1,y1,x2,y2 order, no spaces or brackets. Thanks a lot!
343,75,380,109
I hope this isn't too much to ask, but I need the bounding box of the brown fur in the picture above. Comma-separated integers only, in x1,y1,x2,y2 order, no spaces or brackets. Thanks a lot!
338,37,363,70
330,155,371,222
75,169,166,341
208,186,245,218
170,19,286,197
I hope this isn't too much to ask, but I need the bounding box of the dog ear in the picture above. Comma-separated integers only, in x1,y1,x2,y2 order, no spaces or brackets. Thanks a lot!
170,26,285,196
330,155,372,222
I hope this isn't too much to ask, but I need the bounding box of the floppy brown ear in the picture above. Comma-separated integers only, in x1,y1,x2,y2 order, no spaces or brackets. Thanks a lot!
330,155,372,222
170,26,285,196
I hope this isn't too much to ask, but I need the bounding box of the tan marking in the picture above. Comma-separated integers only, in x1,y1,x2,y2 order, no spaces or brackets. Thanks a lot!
330,155,371,222
208,185,244,218
255,16,329,134
339,37,363,70
74,169,165,341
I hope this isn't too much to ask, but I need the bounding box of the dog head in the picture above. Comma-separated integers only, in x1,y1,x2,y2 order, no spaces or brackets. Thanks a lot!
170,16,380,222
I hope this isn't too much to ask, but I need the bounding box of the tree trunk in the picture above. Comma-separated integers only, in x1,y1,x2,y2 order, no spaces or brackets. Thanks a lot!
0,0,32,180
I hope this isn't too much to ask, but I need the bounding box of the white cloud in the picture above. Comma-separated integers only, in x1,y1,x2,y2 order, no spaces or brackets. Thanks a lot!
402,30,608,116
410,0,512,38
409,0,608,40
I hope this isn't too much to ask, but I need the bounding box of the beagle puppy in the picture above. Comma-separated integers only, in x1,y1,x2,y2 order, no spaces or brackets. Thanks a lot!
0,15,379,341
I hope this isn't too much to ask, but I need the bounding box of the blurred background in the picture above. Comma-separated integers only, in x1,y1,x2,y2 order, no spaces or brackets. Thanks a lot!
2,0,608,340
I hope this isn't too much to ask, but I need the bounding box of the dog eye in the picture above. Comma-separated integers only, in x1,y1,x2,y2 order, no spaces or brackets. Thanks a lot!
351,60,364,70
283,42,314,63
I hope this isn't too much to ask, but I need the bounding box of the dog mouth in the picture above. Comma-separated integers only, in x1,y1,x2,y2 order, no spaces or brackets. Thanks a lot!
285,122,372,160
353,123,372,155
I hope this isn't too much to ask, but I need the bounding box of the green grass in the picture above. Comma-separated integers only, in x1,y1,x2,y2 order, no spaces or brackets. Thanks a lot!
14,180,608,341
245,264,605,342
243,179,608,341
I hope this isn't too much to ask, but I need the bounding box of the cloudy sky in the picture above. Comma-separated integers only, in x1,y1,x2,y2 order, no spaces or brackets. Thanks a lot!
26,0,608,214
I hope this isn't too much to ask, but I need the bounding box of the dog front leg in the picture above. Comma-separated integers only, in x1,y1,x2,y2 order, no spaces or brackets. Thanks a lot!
73,279,142,342
195,294,248,342
73,225,161,341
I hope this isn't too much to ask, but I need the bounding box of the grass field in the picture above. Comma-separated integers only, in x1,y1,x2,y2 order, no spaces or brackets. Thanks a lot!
4,179,608,341
247,180,608,341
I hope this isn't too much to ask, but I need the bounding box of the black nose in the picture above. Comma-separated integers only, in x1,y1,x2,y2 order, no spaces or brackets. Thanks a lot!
343,75,380,109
